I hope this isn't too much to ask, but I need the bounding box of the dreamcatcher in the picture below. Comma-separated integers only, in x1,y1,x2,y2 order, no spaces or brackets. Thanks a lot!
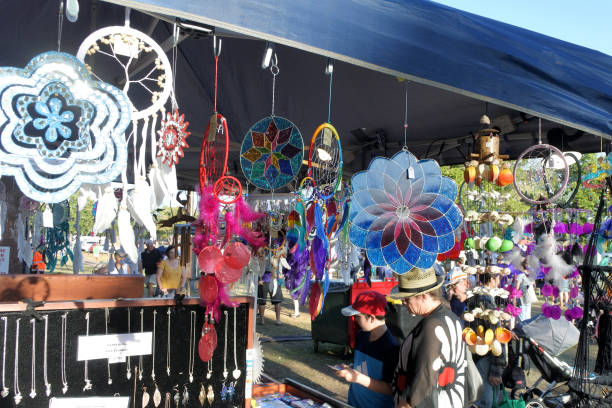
76,11,175,260
513,119,569,205
240,54,303,190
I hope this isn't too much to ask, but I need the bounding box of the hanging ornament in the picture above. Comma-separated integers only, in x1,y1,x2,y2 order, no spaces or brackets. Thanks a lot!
77,15,175,249
0,52,130,203
157,109,190,167
200,37,229,190
513,119,569,205
241,116,304,190
240,54,303,190
349,150,463,274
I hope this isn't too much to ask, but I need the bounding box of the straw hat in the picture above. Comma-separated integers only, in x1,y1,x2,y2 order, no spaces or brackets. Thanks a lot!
389,267,444,299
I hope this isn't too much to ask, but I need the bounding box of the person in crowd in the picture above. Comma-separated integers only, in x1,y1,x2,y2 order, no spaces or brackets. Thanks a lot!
445,267,469,319
557,274,570,308
335,291,398,408
155,245,187,298
140,239,162,297
470,271,506,408
253,247,283,325
109,251,130,274
390,268,466,408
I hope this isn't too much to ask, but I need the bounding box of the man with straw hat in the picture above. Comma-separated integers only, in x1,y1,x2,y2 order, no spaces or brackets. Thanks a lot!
390,267,466,408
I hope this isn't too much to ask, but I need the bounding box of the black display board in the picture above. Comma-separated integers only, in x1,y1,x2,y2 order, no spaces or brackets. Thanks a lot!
0,301,249,408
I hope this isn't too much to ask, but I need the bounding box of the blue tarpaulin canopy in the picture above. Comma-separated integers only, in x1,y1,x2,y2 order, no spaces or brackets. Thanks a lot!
105,0,612,138
1,0,610,186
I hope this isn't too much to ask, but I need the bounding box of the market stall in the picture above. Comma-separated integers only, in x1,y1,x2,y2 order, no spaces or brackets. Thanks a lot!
0,0,610,406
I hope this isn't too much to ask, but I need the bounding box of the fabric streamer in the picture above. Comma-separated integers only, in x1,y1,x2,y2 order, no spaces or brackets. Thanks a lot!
117,203,138,263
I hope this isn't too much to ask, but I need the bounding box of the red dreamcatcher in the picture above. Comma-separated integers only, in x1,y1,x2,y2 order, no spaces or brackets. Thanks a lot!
194,38,265,363
157,109,190,167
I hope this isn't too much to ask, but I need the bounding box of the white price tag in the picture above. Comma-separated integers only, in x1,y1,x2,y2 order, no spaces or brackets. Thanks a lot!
407,166,415,179
77,332,152,361
49,396,130,408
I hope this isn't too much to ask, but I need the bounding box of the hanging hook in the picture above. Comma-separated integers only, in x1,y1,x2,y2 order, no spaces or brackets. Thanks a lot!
213,34,222,57
124,7,131,27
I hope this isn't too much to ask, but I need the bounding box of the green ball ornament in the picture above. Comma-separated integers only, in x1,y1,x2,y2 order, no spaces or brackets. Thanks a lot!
486,236,502,252
499,239,514,253
464,237,475,250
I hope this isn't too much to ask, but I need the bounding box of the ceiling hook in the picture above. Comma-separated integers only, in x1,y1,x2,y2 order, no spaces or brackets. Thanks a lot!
213,34,222,57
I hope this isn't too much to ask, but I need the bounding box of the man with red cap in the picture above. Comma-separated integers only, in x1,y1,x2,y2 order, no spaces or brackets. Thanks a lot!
335,290,399,408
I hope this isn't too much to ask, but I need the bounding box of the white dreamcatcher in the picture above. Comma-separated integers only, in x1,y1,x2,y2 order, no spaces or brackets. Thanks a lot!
76,10,175,262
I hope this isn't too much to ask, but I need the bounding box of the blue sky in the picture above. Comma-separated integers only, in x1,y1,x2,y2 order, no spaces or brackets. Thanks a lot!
432,0,612,56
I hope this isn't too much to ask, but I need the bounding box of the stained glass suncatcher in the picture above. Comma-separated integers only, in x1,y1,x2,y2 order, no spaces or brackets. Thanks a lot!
240,116,303,190
0,51,130,203
348,150,463,274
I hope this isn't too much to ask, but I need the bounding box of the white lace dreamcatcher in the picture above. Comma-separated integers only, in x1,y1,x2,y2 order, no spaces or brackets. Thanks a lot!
76,10,175,262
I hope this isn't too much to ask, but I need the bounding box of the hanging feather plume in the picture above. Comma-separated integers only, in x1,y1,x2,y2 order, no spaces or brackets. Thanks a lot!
93,185,118,234
192,186,220,254
512,216,526,244
533,233,573,285
16,212,32,268
127,177,157,240
159,162,183,208
148,158,168,209
117,204,138,263
77,184,101,212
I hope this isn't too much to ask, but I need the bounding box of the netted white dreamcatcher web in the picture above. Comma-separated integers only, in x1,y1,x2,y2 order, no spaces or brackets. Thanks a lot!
76,9,174,261
513,119,569,205
308,123,343,200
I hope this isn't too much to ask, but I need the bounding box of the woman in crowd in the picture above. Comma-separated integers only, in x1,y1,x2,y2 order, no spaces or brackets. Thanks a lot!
390,268,466,408
155,245,187,298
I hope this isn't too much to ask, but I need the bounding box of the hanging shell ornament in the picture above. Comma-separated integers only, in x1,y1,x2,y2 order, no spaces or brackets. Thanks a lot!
199,384,206,407
142,387,150,408
153,384,162,408
207,385,215,405
464,161,477,184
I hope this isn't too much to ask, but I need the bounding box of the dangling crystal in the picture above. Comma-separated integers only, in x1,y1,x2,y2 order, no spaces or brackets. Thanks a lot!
1,387,9,397
232,368,241,380
62,384,68,394
127,368,132,380
45,384,51,397
173,392,179,407
29,390,36,399
14,392,22,405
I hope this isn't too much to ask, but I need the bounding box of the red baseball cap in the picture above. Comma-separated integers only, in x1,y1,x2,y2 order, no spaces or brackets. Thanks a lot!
341,291,388,317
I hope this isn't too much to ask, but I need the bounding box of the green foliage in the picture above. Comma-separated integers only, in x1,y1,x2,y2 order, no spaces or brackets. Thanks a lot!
68,194,95,236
